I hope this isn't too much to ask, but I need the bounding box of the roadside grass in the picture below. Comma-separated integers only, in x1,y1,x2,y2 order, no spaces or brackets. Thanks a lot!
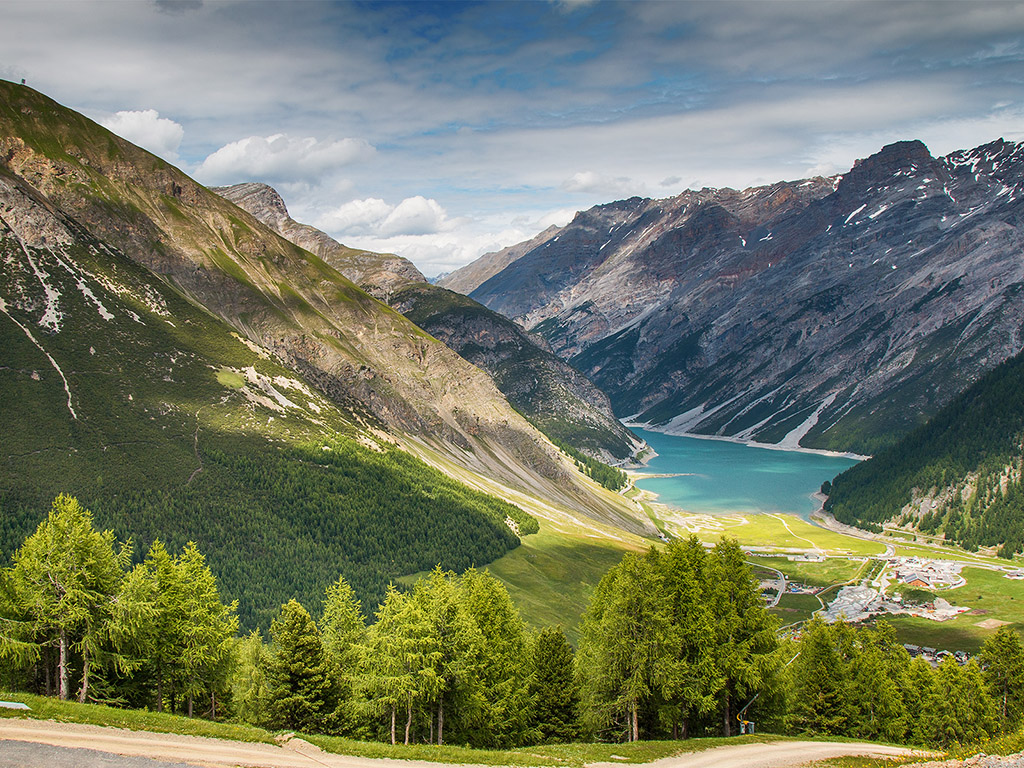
0,692,275,743
304,733,798,767
883,566,1024,652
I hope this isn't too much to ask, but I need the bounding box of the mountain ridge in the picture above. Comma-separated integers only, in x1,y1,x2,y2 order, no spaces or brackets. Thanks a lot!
450,138,1024,454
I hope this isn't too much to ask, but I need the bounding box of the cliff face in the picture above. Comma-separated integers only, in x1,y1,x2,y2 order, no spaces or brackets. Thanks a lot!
455,139,1024,454
0,81,653,536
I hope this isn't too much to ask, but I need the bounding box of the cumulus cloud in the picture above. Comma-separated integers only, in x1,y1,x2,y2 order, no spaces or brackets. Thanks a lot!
194,134,374,186
100,109,184,161
317,195,454,238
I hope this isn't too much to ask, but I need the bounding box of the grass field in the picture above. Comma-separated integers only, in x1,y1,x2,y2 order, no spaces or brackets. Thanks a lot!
753,556,868,587
770,592,823,625
883,566,1024,652
648,506,885,557
484,525,634,642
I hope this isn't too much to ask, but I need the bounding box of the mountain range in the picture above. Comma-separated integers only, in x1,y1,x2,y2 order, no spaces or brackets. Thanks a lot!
0,81,651,625
444,139,1024,454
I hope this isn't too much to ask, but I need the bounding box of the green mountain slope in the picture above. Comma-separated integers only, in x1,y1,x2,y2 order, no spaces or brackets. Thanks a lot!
0,80,654,624
0,163,535,627
825,349,1024,555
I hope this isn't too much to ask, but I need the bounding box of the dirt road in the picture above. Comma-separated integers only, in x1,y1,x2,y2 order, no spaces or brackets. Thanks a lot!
0,718,929,768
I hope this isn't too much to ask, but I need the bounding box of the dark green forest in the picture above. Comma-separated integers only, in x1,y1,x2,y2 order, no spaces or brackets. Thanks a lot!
6,497,1023,751
826,348,1024,555
0,439,536,630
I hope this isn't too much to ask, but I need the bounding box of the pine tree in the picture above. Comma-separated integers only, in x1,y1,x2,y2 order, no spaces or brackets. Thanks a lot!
529,626,579,743
266,599,337,733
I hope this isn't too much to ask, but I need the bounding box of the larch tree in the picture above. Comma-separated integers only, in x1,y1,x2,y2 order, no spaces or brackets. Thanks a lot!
980,626,1024,729
577,551,669,742
363,585,439,745
706,538,779,736
320,574,365,732
176,542,238,718
658,537,720,738
414,568,484,746
457,568,533,748
8,494,130,701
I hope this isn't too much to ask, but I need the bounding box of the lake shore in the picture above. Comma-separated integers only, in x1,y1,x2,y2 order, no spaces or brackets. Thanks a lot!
623,420,871,461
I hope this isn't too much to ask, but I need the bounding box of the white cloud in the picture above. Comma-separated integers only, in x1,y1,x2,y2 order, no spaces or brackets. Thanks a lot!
100,109,184,161
194,134,374,186
316,195,454,239
561,171,644,197
381,196,452,236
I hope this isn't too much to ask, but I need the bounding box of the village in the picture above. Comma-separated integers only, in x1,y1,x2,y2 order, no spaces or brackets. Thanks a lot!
761,554,1024,663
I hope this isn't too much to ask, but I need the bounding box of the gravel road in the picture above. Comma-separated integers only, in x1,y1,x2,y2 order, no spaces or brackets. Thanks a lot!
0,718,931,768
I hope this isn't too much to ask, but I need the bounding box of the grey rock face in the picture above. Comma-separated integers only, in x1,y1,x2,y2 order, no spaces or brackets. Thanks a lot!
464,139,1024,454
214,182,426,299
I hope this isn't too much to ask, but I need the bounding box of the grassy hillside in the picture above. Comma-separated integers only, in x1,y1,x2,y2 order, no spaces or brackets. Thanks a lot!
0,204,535,628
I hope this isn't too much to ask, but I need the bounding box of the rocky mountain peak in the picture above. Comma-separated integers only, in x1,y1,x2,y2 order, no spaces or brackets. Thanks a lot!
210,182,290,228
837,139,942,197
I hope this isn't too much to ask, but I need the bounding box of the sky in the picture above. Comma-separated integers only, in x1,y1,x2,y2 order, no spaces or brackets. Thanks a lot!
3,1,1024,277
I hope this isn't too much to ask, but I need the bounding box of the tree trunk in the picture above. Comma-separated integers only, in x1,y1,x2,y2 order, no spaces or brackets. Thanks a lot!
77,646,90,704
437,697,444,746
156,669,164,712
630,700,639,742
57,629,69,701
681,716,688,740
405,699,413,745
390,704,397,745
722,691,731,737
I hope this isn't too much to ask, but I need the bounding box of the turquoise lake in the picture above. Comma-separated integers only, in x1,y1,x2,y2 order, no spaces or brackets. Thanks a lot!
629,428,860,520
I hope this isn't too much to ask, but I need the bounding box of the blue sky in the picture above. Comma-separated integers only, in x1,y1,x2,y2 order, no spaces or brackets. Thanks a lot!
3,0,1023,276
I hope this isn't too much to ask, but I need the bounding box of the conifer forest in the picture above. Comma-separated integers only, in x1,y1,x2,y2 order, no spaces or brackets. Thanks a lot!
4,495,1024,750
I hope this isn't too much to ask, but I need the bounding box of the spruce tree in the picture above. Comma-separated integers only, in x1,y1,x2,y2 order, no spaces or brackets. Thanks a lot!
529,626,579,743
266,599,337,733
